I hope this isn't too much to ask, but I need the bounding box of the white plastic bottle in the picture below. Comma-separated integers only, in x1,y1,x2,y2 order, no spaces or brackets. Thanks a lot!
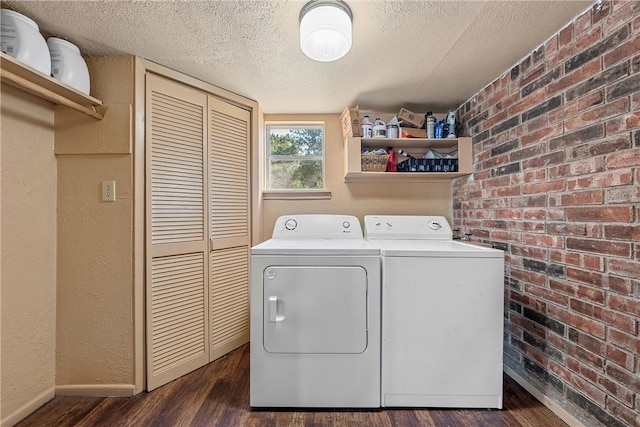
361,115,373,138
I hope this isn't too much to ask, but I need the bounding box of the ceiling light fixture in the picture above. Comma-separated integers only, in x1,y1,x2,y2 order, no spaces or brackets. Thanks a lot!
299,0,353,62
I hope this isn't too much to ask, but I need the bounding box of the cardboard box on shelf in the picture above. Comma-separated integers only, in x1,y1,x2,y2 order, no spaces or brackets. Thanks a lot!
398,108,424,128
341,106,362,139
400,128,427,138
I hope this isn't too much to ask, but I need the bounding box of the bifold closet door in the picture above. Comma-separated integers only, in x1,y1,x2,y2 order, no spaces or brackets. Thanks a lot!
145,74,209,391
208,96,251,361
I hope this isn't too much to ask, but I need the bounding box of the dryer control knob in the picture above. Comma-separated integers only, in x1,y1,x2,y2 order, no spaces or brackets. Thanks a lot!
284,219,297,231
428,220,442,230
342,221,351,229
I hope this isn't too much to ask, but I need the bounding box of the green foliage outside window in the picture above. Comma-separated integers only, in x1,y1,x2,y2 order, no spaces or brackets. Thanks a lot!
267,125,324,189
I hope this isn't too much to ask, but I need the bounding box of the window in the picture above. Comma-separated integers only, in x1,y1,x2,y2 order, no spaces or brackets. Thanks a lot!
266,124,324,190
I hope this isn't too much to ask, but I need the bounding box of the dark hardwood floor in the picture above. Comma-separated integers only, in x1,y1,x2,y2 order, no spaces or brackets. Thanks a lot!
18,345,567,427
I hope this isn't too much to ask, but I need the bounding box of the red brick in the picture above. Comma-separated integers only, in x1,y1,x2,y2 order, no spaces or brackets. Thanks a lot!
605,344,635,371
551,250,604,271
492,185,521,198
608,328,640,354
549,305,606,339
523,179,565,195
598,377,635,406
604,224,640,241
559,23,573,46
569,344,605,371
546,222,600,238
567,237,631,257
549,157,605,179
566,136,631,161
560,190,604,205
482,109,509,132
605,33,640,67
524,283,569,306
564,97,631,132
515,221,545,233
544,35,558,58
548,360,572,383
547,59,601,96
592,0,612,25
606,112,640,134
607,398,640,427
511,245,547,259
502,90,546,120
605,1,640,34
522,233,564,248
606,364,640,396
523,208,565,221
570,375,607,407
511,268,547,287
566,268,611,291
523,169,548,182
609,258,640,279
521,123,564,146
566,206,633,222
495,209,522,219
606,148,640,168
609,293,640,317
549,91,604,124
576,7,594,31
567,169,633,189
522,151,565,169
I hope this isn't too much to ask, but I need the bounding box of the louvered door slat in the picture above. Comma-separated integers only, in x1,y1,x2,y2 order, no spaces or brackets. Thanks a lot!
210,246,249,359
146,74,209,391
207,96,250,362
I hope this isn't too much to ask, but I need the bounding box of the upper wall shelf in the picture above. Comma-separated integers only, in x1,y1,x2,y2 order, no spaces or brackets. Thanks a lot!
344,136,473,182
1,52,103,120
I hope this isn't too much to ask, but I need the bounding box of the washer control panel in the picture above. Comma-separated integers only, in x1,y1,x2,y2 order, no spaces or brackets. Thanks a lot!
364,215,453,240
272,214,363,239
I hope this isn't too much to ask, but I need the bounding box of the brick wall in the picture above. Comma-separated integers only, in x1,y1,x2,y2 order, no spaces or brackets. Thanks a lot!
453,2,640,426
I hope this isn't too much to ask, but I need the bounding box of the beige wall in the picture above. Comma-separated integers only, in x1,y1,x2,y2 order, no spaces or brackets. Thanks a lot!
260,114,453,241
55,56,136,393
1,86,57,424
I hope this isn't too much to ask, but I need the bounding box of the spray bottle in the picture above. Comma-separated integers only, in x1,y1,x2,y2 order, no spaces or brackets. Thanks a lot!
446,111,457,139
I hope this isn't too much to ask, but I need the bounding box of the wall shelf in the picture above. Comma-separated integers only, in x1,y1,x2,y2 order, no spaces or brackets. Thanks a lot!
1,52,103,120
344,136,473,182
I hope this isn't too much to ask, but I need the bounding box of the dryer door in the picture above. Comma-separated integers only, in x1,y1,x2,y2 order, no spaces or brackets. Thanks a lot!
263,266,368,354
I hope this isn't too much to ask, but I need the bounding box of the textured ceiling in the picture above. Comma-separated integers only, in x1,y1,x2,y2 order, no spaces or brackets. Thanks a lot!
3,0,592,114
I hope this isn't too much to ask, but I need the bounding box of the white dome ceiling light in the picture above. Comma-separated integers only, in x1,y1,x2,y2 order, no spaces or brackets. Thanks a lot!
299,0,353,62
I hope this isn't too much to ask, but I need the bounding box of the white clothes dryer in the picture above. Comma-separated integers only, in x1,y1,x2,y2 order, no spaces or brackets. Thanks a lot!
250,215,381,408
364,215,504,409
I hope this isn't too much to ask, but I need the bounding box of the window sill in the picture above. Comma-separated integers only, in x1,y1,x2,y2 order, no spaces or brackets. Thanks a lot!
262,190,332,200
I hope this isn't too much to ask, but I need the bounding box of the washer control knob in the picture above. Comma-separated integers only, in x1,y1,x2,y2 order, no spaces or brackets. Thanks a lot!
428,220,442,230
284,219,297,231
342,221,351,229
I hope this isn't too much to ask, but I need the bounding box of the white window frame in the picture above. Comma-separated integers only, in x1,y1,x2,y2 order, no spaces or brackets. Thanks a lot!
263,122,330,200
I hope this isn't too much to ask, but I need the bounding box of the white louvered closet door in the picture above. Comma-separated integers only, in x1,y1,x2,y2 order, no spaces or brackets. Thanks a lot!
146,75,209,391
208,96,251,361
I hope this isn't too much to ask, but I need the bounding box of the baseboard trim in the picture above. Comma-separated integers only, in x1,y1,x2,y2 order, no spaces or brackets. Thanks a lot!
504,365,588,427
1,386,55,427
55,383,136,397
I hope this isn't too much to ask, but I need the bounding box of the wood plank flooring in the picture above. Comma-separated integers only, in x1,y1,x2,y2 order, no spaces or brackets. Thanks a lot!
18,344,567,427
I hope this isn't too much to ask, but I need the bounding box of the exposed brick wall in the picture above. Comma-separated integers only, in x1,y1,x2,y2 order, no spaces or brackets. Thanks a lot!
453,2,640,426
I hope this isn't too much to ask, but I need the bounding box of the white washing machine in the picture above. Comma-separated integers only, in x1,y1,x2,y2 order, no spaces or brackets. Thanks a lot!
364,215,504,409
250,214,381,407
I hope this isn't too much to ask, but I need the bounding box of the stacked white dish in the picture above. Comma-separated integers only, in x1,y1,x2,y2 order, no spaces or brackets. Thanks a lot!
0,9,51,75
47,37,90,94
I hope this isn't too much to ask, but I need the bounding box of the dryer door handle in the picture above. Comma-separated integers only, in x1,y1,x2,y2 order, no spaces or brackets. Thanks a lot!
268,296,285,322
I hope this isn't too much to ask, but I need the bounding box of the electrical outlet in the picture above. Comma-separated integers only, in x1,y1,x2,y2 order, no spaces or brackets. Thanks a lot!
102,181,116,202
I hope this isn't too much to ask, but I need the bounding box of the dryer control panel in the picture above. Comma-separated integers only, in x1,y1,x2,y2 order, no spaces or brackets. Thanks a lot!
364,215,453,240
272,214,363,239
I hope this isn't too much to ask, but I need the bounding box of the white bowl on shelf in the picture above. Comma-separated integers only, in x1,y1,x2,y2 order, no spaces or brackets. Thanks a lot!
47,37,90,94
1,9,51,75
